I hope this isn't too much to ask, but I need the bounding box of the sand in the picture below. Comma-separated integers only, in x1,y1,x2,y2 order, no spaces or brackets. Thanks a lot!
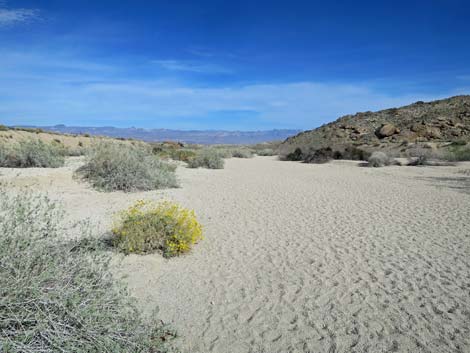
1,156,470,353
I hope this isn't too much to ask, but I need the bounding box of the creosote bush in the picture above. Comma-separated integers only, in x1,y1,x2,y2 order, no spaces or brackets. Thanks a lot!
76,142,178,192
187,149,224,169
113,200,203,257
0,139,65,168
0,190,176,352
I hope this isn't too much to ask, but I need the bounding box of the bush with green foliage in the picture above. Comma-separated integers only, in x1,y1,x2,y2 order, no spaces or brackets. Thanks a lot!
76,143,178,192
187,149,224,169
0,124,8,131
0,190,176,352
445,146,470,161
0,139,65,168
113,200,203,257
284,147,304,161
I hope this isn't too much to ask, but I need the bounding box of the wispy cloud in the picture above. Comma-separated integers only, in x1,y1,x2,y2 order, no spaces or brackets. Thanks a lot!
0,50,463,129
457,75,470,81
0,4,39,27
152,59,233,74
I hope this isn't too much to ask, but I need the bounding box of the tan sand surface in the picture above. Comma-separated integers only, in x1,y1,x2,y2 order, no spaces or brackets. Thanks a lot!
1,157,470,353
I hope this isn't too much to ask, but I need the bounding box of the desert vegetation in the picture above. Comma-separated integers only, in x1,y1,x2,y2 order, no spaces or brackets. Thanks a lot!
231,148,254,158
367,151,397,167
0,139,65,168
76,142,178,192
112,200,203,257
187,148,225,169
0,190,175,352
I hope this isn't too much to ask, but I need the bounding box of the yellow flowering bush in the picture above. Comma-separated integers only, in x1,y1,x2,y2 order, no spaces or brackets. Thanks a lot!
112,200,203,257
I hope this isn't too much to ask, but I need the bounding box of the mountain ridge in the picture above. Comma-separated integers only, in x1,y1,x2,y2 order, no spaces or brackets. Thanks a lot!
13,125,301,145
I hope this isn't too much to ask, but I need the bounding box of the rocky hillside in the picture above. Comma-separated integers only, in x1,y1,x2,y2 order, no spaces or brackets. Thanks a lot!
280,95,470,156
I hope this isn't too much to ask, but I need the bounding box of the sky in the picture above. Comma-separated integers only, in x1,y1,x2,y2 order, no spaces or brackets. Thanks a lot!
1,0,470,130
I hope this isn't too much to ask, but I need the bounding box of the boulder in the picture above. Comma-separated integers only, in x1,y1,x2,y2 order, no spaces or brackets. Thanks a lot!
376,124,398,138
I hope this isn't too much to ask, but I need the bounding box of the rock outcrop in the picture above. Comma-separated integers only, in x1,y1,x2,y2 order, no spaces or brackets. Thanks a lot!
280,95,470,156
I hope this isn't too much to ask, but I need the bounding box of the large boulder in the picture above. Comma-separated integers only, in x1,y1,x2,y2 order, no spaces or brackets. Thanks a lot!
376,124,399,138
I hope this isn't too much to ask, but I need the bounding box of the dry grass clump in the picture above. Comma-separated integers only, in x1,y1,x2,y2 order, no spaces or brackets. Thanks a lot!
113,200,203,257
368,151,397,167
0,139,65,168
187,149,224,169
0,190,176,352
76,143,178,192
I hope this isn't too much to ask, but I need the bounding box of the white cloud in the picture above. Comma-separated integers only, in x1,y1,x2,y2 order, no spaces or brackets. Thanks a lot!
0,6,39,27
152,59,233,74
0,51,462,129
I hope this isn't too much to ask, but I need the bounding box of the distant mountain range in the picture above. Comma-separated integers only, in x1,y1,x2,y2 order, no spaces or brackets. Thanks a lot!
19,125,301,145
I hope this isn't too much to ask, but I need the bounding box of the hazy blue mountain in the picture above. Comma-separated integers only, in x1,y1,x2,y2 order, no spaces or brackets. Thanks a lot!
27,125,301,145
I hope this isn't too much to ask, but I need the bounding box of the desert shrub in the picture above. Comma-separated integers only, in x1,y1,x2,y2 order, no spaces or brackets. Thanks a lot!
215,148,233,158
303,147,334,164
340,146,371,161
113,200,203,257
0,124,8,131
256,148,275,156
231,149,253,158
170,149,197,162
445,146,470,161
0,139,65,168
450,140,467,146
284,147,304,161
76,143,178,192
406,145,434,165
0,190,175,352
368,151,395,167
187,149,224,169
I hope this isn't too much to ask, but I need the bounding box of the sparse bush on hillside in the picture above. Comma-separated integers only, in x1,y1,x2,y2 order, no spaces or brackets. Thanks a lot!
76,143,178,192
0,139,65,168
231,149,254,158
187,149,224,169
0,124,8,131
368,151,396,167
0,190,176,353
113,200,203,257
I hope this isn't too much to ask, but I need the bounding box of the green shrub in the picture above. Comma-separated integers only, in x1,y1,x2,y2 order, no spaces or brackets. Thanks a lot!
0,190,176,352
76,143,178,192
187,149,224,169
0,124,8,131
231,149,253,158
0,139,65,168
445,146,470,161
338,146,371,161
303,147,334,164
284,147,304,161
113,200,203,257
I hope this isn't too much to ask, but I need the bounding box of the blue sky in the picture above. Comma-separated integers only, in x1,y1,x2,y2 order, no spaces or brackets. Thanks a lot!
1,0,470,130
